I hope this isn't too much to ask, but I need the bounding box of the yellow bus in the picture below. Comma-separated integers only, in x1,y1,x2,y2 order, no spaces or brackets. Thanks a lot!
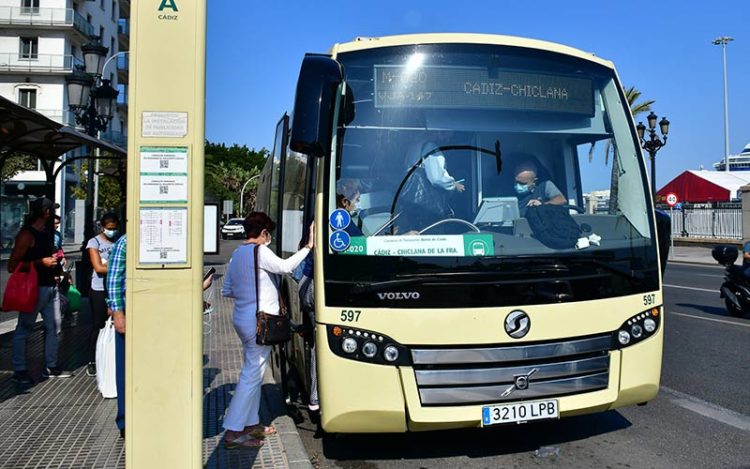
255,33,670,433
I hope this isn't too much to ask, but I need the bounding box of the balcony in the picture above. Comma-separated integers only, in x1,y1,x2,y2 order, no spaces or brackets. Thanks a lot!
116,53,128,84
0,7,95,38
0,53,83,74
36,109,77,126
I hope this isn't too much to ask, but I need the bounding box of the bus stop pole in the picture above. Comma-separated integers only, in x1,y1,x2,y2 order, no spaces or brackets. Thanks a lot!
126,1,206,467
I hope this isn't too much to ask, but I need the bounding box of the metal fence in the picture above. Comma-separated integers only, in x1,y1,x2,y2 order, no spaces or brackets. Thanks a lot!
661,203,742,240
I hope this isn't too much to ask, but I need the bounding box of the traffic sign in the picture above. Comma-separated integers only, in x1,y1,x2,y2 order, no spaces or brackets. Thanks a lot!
665,192,678,207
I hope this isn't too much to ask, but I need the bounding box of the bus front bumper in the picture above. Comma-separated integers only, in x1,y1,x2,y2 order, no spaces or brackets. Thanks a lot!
317,327,662,433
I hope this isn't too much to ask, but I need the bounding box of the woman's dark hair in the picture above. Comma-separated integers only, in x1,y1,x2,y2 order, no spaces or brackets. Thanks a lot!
243,212,275,239
100,212,119,226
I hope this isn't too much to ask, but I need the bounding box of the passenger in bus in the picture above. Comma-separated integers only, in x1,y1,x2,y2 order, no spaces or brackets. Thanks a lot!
512,158,566,217
335,178,364,236
396,137,465,233
221,212,314,449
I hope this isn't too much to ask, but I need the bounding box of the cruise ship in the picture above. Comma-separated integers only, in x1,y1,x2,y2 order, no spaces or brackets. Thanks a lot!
713,143,750,171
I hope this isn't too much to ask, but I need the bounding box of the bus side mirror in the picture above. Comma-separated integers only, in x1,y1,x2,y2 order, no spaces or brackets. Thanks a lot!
654,209,671,275
289,54,343,158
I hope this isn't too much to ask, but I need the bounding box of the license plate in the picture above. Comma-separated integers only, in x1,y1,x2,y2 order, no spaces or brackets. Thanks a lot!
481,399,559,426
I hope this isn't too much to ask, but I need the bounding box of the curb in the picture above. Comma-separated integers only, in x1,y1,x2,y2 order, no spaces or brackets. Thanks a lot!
667,259,718,266
262,371,313,469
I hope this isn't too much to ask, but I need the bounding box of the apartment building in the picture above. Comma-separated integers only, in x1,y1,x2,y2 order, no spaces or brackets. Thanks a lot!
0,0,128,244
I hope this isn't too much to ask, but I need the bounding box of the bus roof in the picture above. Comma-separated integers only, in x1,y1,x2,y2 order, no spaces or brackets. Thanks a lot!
329,33,615,69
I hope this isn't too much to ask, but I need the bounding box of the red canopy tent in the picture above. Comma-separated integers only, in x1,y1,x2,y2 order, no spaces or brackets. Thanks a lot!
656,170,750,203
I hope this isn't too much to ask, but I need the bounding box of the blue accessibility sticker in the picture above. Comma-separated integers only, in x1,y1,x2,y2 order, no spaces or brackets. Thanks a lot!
329,209,351,230
482,407,490,425
329,230,351,252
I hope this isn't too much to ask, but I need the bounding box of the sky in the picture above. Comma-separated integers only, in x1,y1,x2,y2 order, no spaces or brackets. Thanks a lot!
205,0,750,189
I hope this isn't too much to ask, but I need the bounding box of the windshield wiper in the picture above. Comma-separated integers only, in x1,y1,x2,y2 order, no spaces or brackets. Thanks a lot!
344,266,572,295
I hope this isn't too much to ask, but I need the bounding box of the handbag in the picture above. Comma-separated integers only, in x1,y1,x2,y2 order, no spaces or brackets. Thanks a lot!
2,262,39,313
254,246,291,345
95,317,117,398
65,285,82,313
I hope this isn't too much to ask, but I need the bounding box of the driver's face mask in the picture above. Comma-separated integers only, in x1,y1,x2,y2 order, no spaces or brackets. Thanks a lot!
514,183,531,195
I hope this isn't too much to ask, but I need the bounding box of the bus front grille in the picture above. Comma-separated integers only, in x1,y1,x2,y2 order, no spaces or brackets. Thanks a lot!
410,334,612,406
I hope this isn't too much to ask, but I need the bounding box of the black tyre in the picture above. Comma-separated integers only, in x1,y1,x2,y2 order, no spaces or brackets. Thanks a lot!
221,234,227,240
724,298,745,317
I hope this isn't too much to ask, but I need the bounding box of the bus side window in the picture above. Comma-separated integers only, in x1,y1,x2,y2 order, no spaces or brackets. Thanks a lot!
281,148,309,257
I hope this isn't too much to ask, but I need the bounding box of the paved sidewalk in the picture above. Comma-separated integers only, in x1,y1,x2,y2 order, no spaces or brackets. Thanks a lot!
0,265,311,468
668,245,721,265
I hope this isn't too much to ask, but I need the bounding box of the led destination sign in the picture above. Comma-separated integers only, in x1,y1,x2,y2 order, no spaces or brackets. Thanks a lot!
374,65,593,115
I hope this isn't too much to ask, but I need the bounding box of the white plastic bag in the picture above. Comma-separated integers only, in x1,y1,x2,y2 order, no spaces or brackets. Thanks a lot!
95,317,117,398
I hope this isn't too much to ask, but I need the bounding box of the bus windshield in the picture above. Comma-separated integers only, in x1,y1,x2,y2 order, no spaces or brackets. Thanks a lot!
324,43,658,304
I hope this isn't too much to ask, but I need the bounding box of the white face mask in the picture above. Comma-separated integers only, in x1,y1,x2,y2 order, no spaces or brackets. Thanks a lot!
264,232,272,246
103,229,117,239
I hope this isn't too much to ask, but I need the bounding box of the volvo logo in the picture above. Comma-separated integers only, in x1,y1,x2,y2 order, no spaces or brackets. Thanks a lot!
504,310,530,338
500,368,538,397
376,291,421,300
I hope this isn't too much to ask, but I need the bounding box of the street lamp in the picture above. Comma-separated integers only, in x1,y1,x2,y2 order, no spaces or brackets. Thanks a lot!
239,174,259,217
637,112,670,198
65,36,119,242
712,36,734,172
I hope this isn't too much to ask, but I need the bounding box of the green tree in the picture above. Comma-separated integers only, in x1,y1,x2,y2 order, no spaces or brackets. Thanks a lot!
71,156,126,217
1,153,37,181
204,141,268,216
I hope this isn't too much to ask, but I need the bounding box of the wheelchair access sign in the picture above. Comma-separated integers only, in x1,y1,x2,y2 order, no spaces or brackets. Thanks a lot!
329,230,351,252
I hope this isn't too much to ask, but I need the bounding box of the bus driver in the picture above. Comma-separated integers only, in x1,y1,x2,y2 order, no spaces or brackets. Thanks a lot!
513,158,566,216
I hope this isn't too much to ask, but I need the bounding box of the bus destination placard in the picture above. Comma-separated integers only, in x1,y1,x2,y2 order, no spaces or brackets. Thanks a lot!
374,65,593,115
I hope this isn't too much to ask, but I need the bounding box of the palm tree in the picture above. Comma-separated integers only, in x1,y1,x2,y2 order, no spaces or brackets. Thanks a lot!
624,86,655,117
608,86,655,212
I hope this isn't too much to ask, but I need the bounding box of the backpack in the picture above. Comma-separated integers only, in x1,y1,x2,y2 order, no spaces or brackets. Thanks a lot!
398,166,450,217
525,204,581,249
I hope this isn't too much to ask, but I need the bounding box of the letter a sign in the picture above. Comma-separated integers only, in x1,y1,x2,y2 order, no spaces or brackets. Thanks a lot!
159,0,178,11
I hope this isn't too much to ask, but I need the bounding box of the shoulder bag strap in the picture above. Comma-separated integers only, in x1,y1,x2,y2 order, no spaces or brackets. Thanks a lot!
253,245,260,314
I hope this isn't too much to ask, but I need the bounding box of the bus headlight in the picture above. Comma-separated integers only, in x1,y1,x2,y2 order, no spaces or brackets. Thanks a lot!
362,342,378,358
614,308,660,348
383,345,399,362
327,325,411,366
342,337,358,354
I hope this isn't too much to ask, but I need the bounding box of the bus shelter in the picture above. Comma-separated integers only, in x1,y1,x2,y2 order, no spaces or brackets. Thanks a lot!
0,95,126,248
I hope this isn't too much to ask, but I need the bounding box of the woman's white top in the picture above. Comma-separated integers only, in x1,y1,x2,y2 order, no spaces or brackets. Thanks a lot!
424,154,458,191
257,245,310,315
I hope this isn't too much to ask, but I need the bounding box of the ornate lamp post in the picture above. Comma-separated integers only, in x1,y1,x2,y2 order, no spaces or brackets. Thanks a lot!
65,37,119,241
636,112,670,198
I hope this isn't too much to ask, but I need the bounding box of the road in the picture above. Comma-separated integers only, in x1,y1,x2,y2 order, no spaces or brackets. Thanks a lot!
293,261,750,469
